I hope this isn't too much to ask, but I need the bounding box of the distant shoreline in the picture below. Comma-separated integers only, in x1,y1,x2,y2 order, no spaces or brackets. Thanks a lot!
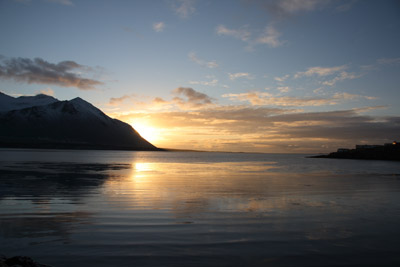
309,154,400,161
310,142,400,161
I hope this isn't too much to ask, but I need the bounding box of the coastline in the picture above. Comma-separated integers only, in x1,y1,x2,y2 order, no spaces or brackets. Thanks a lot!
310,142,400,161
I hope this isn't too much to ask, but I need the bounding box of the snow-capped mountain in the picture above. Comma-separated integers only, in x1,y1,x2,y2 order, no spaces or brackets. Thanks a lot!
0,92,159,150
0,92,58,112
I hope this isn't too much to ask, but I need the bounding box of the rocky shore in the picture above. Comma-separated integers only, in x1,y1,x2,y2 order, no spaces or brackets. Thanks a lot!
0,255,52,267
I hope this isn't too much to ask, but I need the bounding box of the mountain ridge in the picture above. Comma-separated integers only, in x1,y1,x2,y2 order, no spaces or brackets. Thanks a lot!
0,92,58,112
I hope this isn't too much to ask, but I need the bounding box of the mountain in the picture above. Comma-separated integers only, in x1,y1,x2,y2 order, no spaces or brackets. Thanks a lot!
0,92,159,151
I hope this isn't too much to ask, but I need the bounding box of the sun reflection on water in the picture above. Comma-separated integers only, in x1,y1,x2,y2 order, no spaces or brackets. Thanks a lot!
106,160,285,213
133,162,157,177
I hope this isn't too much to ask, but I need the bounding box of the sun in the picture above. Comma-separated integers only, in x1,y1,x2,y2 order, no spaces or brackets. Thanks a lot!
131,122,160,144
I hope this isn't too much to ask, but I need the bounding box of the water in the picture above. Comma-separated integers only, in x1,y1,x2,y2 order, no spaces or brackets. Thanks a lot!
1,149,400,266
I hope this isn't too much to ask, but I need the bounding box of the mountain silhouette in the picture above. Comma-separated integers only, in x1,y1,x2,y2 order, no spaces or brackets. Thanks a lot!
0,92,159,150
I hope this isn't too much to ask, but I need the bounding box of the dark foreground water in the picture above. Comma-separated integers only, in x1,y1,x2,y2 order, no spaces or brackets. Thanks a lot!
1,149,400,267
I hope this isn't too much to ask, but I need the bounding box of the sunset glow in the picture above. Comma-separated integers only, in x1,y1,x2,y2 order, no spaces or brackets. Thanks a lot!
1,0,399,152
130,122,161,145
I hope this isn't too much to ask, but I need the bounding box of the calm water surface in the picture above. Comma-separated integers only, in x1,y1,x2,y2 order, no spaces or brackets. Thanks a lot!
1,149,400,266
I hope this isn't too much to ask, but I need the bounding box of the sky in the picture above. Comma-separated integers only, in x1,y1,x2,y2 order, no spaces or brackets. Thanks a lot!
0,0,400,153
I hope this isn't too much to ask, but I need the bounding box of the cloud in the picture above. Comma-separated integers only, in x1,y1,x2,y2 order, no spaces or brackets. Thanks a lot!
284,64,362,87
223,92,329,106
0,57,102,90
37,88,55,96
215,1,330,50
172,87,214,109
277,86,290,93
45,0,74,6
223,91,375,107
361,57,400,71
322,71,360,86
333,92,376,101
352,106,387,113
264,0,328,18
188,52,218,68
172,0,196,18
189,78,218,86
216,25,251,42
294,65,347,78
276,114,400,142
274,74,290,82
108,87,214,111
255,25,283,47
228,72,254,80
153,22,165,32
111,104,400,153
153,97,167,104
377,57,400,65
109,95,132,105
216,24,283,49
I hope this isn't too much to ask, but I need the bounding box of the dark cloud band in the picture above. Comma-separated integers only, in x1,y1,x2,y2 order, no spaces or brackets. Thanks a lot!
0,57,102,90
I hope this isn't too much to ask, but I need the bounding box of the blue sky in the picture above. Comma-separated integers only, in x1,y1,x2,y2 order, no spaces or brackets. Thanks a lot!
1,0,399,152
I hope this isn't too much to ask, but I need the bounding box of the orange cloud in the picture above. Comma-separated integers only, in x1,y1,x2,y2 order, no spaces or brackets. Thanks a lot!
108,103,399,153
223,91,376,107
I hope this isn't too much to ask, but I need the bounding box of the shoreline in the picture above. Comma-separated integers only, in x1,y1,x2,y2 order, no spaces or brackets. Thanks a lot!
310,142,400,161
